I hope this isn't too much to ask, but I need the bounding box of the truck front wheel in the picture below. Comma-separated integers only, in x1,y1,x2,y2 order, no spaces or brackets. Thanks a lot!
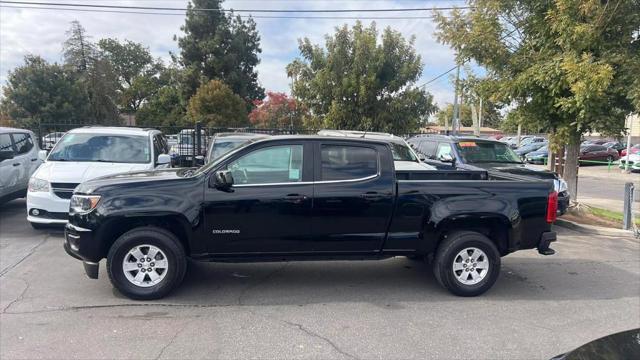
433,231,501,297
107,227,187,300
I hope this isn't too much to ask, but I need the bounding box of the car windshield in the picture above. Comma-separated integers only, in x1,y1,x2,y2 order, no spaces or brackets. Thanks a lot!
390,142,417,162
455,141,523,164
211,139,254,161
48,133,150,163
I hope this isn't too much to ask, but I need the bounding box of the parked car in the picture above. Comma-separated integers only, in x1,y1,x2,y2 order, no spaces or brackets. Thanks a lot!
27,127,171,228
64,135,559,300
41,132,66,150
581,139,609,146
318,130,437,171
579,144,619,163
169,129,208,167
0,127,43,204
619,153,640,171
514,141,547,158
602,141,626,154
524,145,549,164
205,132,270,164
409,135,569,215
519,136,546,147
620,143,639,156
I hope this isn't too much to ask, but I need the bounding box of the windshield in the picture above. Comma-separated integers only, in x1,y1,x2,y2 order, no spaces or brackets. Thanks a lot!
211,139,254,161
455,141,522,164
48,133,150,163
390,142,418,162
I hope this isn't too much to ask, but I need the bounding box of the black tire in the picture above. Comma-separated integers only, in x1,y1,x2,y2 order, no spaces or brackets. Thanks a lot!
433,231,501,297
107,226,186,300
30,222,47,230
606,155,614,163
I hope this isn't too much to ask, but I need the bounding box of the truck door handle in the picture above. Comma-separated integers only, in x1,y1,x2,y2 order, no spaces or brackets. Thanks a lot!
13,163,21,167
31,158,38,162
283,194,307,203
361,192,383,200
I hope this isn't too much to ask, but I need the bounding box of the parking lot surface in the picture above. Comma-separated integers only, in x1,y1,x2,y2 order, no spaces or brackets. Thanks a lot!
1,198,639,359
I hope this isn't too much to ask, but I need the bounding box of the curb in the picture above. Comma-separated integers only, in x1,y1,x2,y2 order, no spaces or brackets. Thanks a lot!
554,218,636,238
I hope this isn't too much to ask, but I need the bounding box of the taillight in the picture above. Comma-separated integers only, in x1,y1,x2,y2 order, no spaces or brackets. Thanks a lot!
546,191,558,223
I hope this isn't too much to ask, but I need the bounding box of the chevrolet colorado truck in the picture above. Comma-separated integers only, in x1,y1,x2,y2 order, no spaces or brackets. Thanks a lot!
64,136,558,300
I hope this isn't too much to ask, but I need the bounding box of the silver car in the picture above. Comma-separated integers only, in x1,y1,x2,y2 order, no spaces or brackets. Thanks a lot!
0,127,43,204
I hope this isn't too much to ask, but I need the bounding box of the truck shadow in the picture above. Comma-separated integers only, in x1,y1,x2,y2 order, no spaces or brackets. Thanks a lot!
167,256,640,305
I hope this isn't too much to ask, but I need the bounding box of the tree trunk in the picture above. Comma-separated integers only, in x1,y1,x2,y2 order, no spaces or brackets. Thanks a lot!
563,135,581,204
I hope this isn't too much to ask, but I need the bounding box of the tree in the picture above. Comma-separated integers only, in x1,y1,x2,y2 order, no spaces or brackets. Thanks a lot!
248,92,307,128
434,0,639,199
176,0,264,104
186,80,248,127
1,55,89,130
62,21,120,125
63,20,96,72
287,22,437,134
436,104,473,127
136,66,188,127
98,38,165,114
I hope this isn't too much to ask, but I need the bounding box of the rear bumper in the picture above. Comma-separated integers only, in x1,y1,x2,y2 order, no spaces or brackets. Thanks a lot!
558,191,570,215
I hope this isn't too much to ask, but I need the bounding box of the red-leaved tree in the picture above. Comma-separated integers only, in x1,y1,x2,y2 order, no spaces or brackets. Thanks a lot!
248,92,307,129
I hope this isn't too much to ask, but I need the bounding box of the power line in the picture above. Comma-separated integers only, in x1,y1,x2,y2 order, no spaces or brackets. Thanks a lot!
0,1,473,13
0,4,461,19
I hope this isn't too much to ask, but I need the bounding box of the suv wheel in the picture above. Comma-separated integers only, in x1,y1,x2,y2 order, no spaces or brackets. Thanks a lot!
433,231,501,297
107,227,186,300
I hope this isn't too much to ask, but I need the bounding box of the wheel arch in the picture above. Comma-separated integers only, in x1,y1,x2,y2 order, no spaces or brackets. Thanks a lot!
427,214,512,256
96,214,193,259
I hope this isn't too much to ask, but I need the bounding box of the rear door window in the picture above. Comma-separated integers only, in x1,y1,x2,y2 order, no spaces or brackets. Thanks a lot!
11,133,34,155
320,145,378,181
417,140,437,158
0,134,14,152
436,143,453,159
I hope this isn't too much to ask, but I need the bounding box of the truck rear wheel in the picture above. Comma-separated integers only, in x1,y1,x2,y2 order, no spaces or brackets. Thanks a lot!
433,231,501,297
107,227,186,300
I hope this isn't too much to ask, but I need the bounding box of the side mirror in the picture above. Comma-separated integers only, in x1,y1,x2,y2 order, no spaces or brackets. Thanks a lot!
195,155,205,166
210,170,234,191
157,154,171,166
0,150,15,162
439,153,454,163
418,154,426,162
38,150,47,161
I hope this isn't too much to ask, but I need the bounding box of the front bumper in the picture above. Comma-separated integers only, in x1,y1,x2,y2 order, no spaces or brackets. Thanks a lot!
64,223,101,279
27,190,70,224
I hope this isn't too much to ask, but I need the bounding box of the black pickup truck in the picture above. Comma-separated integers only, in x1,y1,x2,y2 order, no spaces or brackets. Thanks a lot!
64,136,558,300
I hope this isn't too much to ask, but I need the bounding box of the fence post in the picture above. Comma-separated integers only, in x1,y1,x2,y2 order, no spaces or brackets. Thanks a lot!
194,122,202,167
623,182,634,230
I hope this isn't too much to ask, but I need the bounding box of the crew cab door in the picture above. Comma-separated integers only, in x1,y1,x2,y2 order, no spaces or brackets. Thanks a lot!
203,141,314,254
311,141,395,253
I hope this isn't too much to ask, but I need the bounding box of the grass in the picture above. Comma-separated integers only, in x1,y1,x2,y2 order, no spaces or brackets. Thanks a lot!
588,206,640,225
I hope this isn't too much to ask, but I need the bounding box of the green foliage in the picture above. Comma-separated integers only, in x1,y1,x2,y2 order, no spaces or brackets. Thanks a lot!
434,0,639,142
176,0,264,104
187,80,248,127
98,38,165,113
1,55,89,130
63,20,96,73
287,22,437,134
136,86,187,127
436,104,473,127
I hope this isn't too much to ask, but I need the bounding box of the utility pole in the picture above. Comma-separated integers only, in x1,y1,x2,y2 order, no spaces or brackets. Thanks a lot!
451,64,461,135
478,97,483,129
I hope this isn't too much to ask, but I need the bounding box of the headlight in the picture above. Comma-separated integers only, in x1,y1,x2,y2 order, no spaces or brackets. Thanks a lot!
554,179,568,193
70,195,101,214
28,178,50,192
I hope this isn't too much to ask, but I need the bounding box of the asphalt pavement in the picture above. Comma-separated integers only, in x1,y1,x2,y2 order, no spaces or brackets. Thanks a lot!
1,198,639,359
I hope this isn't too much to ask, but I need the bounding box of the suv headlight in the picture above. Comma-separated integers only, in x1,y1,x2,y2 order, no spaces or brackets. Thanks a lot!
70,195,101,214
555,178,568,193
28,178,50,192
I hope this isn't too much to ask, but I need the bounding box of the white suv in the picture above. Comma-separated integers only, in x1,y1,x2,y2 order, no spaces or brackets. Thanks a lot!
0,127,43,204
27,127,171,228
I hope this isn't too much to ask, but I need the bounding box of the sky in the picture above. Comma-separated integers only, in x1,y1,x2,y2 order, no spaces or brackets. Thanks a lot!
0,0,472,108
